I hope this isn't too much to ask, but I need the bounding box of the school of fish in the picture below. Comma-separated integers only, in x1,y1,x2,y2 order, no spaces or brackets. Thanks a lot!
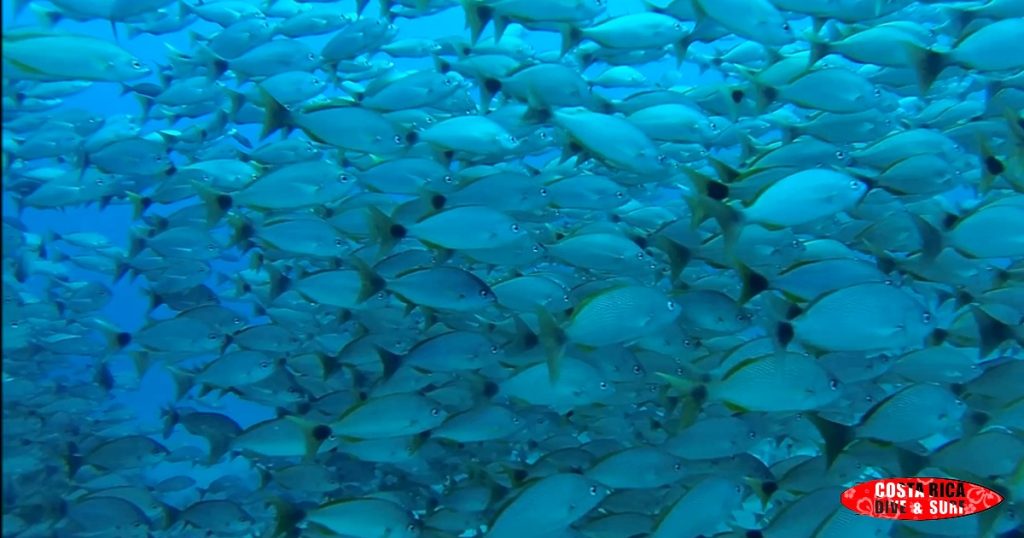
3,0,1024,536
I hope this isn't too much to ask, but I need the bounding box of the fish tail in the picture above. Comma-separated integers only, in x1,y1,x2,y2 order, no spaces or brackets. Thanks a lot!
291,416,332,462
805,412,855,468
765,294,802,351
480,77,501,112
65,441,82,478
264,264,291,301
750,80,777,115
33,6,62,28
192,181,232,226
206,434,232,464
376,347,403,381
976,135,1006,194
226,214,256,252
736,263,769,305
907,213,944,263
258,88,293,141
903,43,948,95
1004,109,1024,146
349,256,386,303
654,372,705,428
94,318,132,356
560,25,583,57
379,0,396,22
896,446,929,476
493,15,509,43
521,104,552,124
460,0,492,44
366,206,403,258
971,306,1023,360
224,88,246,123
130,352,152,379
806,34,831,67
673,35,694,67
743,476,777,510
534,307,566,383
159,405,179,439
811,16,826,35
651,235,691,283
267,497,306,538
681,167,742,247
125,192,153,220
93,361,114,393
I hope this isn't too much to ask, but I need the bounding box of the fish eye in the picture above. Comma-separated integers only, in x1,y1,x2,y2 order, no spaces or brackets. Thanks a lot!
589,485,599,495
430,408,440,416
207,333,218,340
849,180,861,190
443,175,454,183
478,289,490,297
393,135,403,144
407,524,416,531
673,463,682,470
306,53,316,61
748,431,757,438
507,135,518,144
829,378,839,390
539,187,548,196
490,345,499,354
921,312,932,324
259,361,270,368
632,365,642,374
835,150,845,159
443,77,454,87
615,191,625,199
338,174,349,182
673,23,682,31
510,223,520,232
599,381,608,390
873,88,881,97
666,301,675,311
782,22,790,30
131,60,143,70
636,251,645,260
512,416,520,424
791,239,801,248
334,238,343,246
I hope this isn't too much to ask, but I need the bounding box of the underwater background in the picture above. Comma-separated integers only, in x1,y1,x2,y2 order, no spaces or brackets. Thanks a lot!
2,0,1023,536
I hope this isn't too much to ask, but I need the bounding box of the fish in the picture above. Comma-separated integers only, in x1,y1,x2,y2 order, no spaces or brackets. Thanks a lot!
4,1,1024,537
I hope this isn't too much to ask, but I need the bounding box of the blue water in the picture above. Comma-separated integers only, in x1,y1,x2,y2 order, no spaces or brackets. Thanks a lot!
3,1,1023,537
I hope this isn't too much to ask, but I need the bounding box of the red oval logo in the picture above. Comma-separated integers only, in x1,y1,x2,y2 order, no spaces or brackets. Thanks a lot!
841,478,1004,521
